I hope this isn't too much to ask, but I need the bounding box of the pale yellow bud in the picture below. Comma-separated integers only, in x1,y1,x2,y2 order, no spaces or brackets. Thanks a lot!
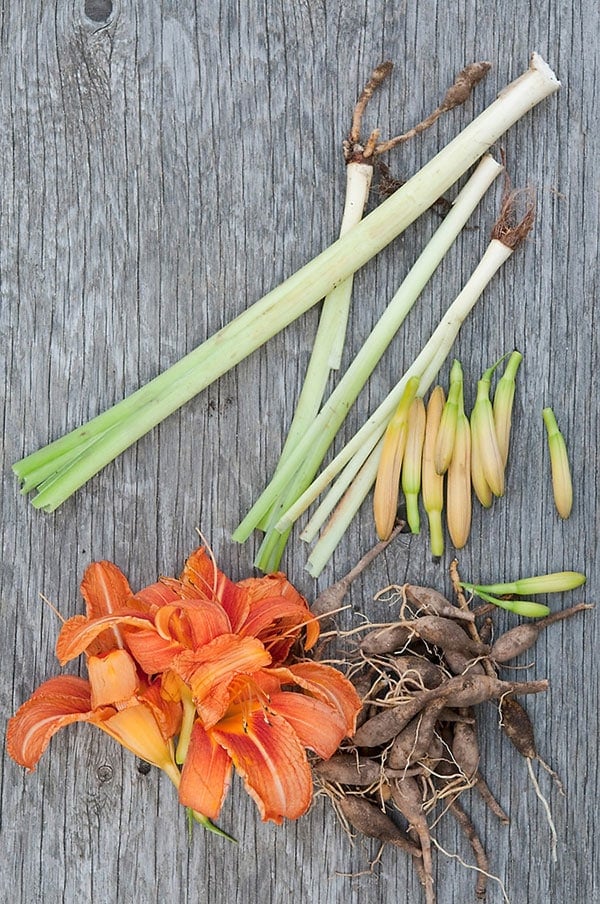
434,360,463,475
422,386,445,556
470,366,505,497
373,376,420,540
542,407,573,519
470,412,493,507
446,411,472,549
493,350,522,465
401,396,426,533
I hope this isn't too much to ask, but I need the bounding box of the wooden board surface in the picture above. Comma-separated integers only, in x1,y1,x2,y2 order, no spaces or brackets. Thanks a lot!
1,2,598,902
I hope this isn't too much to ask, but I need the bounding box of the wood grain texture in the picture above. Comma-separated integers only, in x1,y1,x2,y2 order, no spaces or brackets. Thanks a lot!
1,1,598,902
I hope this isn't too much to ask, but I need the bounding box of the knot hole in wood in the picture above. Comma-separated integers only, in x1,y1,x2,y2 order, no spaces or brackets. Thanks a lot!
84,0,113,23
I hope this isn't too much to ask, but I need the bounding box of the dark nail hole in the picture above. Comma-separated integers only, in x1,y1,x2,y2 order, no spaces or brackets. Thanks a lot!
85,0,113,23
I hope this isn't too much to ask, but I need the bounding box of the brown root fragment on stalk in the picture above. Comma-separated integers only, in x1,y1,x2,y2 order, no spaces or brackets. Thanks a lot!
374,62,492,156
345,59,490,185
490,166,536,249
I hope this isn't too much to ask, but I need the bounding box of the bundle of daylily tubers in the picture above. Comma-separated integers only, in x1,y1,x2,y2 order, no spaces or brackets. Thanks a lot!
313,575,591,904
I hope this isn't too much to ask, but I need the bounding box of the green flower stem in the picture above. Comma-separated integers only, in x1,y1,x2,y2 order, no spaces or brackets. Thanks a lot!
305,440,383,578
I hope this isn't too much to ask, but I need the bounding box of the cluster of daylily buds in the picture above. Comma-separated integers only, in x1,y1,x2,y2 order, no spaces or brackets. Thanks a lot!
374,350,574,555
7,547,361,835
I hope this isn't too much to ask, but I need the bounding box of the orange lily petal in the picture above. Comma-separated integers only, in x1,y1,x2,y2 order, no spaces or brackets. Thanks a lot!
99,704,179,780
238,573,319,651
268,690,350,759
87,649,139,709
153,598,232,648
80,561,133,619
179,547,250,630
56,612,155,665
239,596,319,661
133,580,181,610
138,678,183,741
120,624,183,674
173,634,271,728
178,720,232,819
80,561,135,654
272,662,361,735
6,676,112,771
212,706,312,823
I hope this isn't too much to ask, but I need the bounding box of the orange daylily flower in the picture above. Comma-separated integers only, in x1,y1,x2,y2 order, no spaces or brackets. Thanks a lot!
7,657,182,786
178,663,360,824
8,547,361,829
8,560,182,783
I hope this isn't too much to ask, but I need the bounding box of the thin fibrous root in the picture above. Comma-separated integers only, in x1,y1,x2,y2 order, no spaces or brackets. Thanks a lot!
527,757,559,863
449,798,490,898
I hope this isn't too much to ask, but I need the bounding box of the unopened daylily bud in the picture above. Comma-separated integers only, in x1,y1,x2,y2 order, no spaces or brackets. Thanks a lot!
422,386,445,556
401,396,426,534
470,360,505,497
435,360,463,475
543,407,573,519
459,583,551,618
446,394,471,549
473,571,586,596
493,350,523,465
373,376,420,540
470,415,493,507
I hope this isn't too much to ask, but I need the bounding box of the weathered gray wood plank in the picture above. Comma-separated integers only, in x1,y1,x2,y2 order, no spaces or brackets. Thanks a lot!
1,1,598,902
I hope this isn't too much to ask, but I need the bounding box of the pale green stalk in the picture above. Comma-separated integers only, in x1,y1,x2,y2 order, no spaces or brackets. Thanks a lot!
16,54,559,512
266,162,372,471
278,238,514,534
305,441,383,578
235,154,503,544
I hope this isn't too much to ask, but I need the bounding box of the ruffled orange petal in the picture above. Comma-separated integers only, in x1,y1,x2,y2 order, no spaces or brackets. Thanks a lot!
269,662,361,736
121,624,183,674
153,598,232,648
137,678,183,741
212,706,312,823
173,635,271,728
178,720,232,819
6,676,112,771
267,691,350,759
133,580,181,610
238,597,319,660
179,547,250,630
87,649,139,708
238,573,319,651
56,612,154,665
